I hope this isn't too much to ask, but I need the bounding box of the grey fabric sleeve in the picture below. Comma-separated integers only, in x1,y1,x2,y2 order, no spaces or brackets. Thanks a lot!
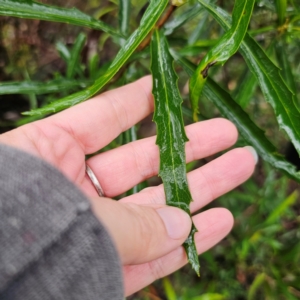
0,144,123,300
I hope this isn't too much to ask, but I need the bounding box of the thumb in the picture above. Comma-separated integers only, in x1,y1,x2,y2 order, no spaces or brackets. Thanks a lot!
89,197,192,265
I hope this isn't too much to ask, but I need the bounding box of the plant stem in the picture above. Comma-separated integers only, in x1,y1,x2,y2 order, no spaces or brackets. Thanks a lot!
138,5,176,50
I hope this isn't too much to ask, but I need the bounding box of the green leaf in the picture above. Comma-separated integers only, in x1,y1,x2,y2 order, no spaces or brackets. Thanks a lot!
0,79,89,95
162,277,177,300
265,190,298,224
56,40,85,78
232,70,257,108
179,40,218,57
88,54,101,79
23,0,169,116
94,5,116,19
56,41,71,62
119,0,131,36
190,0,255,121
164,3,203,36
233,45,273,108
151,29,200,276
275,40,299,108
191,294,226,300
275,0,287,25
198,0,300,157
67,33,86,79
174,54,300,183
188,10,209,45
247,273,266,300
23,70,37,109
0,0,120,37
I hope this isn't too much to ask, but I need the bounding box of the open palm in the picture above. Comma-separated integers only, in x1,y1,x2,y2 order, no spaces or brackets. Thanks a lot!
0,77,256,295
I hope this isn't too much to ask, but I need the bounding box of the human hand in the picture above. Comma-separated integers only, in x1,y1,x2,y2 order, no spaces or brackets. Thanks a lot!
0,76,257,296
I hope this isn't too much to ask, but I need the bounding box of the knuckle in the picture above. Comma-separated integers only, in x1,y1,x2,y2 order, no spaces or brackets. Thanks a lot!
147,257,166,281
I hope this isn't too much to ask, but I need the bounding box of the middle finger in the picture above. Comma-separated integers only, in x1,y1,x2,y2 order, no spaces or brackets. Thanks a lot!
121,147,256,213
86,118,238,197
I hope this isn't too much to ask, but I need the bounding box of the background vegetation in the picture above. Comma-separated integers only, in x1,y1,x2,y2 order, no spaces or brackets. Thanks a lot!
0,0,299,299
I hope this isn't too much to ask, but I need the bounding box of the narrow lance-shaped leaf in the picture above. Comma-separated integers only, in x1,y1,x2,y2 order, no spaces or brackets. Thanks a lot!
151,29,200,275
179,40,218,57
175,54,300,183
233,45,273,108
23,70,37,109
0,0,120,37
232,70,257,108
188,10,209,45
0,79,89,95
247,273,266,300
56,41,85,77
198,0,300,156
119,0,131,37
275,0,287,25
23,0,169,116
67,33,86,79
275,40,299,108
190,0,255,121
164,3,203,36
56,42,71,63
265,190,298,225
162,278,177,300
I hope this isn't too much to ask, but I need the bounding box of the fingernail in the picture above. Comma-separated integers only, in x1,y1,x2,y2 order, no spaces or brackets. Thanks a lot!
244,146,258,164
156,207,192,240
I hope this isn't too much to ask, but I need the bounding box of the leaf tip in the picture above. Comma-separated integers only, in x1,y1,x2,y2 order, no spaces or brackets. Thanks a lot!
190,257,201,277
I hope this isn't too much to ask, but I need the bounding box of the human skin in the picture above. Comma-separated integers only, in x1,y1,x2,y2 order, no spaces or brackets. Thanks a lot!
0,76,256,296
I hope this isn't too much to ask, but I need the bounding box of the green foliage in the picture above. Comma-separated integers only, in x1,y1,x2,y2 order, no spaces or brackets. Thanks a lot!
164,3,203,36
232,69,257,108
174,54,300,182
189,0,255,121
66,33,86,79
162,277,177,300
0,0,120,36
1,0,300,298
0,79,89,95
119,0,131,37
153,169,300,300
200,0,300,156
275,0,287,25
151,29,200,275
22,0,168,116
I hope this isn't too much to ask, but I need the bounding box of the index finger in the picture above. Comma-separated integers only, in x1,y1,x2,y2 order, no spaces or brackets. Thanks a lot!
46,76,154,154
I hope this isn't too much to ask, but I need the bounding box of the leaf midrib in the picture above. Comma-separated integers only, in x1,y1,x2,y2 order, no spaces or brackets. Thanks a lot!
156,30,181,206
222,0,250,53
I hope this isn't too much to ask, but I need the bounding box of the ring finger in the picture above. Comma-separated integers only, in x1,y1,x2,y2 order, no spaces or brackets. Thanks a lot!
85,118,238,197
